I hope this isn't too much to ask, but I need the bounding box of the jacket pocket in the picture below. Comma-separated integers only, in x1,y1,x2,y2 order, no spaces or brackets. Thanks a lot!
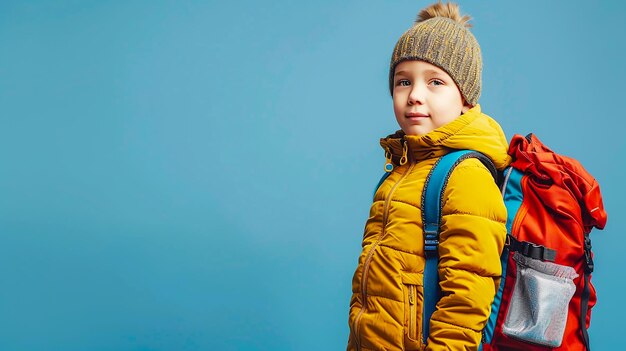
401,272,424,350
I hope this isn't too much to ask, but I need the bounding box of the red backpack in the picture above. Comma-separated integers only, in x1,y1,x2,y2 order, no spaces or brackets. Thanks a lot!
417,133,607,350
483,134,608,350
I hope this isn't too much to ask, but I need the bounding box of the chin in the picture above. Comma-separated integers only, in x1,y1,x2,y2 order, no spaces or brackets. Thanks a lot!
403,127,426,136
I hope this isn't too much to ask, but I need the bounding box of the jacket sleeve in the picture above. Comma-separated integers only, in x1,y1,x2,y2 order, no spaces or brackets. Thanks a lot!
425,158,507,351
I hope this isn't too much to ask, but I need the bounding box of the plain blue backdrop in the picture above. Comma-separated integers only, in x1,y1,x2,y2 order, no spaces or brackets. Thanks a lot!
1,1,624,350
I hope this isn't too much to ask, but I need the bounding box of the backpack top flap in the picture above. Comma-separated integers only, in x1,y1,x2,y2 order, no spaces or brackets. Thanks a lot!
508,133,607,233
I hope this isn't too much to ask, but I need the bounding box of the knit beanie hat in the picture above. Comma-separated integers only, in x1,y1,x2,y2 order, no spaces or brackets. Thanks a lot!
389,1,482,105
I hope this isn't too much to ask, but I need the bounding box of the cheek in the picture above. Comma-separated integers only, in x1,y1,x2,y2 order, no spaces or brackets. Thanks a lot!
435,90,463,114
392,96,403,119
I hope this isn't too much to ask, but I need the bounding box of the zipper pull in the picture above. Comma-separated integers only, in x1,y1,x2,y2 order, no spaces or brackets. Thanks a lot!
408,286,415,305
384,147,394,172
399,140,408,166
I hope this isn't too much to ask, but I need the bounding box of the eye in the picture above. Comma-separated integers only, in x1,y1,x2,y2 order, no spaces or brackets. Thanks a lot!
396,79,411,87
429,79,445,86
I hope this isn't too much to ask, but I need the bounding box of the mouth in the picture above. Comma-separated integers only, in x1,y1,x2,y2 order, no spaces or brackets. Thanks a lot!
406,111,429,118
405,112,429,123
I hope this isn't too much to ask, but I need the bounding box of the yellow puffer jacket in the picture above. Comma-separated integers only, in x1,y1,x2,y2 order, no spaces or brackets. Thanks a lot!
347,105,511,351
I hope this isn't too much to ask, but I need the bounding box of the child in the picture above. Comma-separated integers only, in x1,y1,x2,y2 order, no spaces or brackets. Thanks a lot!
347,2,511,350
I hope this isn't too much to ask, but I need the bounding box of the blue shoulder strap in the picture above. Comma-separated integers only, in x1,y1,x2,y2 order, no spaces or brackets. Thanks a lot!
373,172,391,199
421,150,496,345
482,166,523,345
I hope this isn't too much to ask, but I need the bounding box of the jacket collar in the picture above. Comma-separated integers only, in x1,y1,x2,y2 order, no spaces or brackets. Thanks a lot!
380,105,512,170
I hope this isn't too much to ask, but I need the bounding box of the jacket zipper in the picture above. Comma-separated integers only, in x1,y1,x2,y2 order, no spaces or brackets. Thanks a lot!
353,161,416,350
408,285,416,340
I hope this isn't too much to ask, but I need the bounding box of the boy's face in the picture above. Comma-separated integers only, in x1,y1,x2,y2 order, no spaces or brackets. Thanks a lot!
392,60,471,136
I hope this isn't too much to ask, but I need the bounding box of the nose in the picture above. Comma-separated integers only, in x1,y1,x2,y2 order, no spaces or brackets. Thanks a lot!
408,83,425,105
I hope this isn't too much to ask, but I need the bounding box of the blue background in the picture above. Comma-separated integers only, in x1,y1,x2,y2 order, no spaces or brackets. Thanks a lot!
1,1,624,350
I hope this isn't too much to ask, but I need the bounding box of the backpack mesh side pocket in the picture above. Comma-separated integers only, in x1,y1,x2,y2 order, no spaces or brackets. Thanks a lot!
502,252,579,347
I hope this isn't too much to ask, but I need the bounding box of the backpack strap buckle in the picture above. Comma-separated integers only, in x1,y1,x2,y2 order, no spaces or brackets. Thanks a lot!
509,236,556,262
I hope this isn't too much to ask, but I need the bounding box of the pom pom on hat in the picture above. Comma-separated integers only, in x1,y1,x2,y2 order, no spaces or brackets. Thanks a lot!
416,1,472,28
